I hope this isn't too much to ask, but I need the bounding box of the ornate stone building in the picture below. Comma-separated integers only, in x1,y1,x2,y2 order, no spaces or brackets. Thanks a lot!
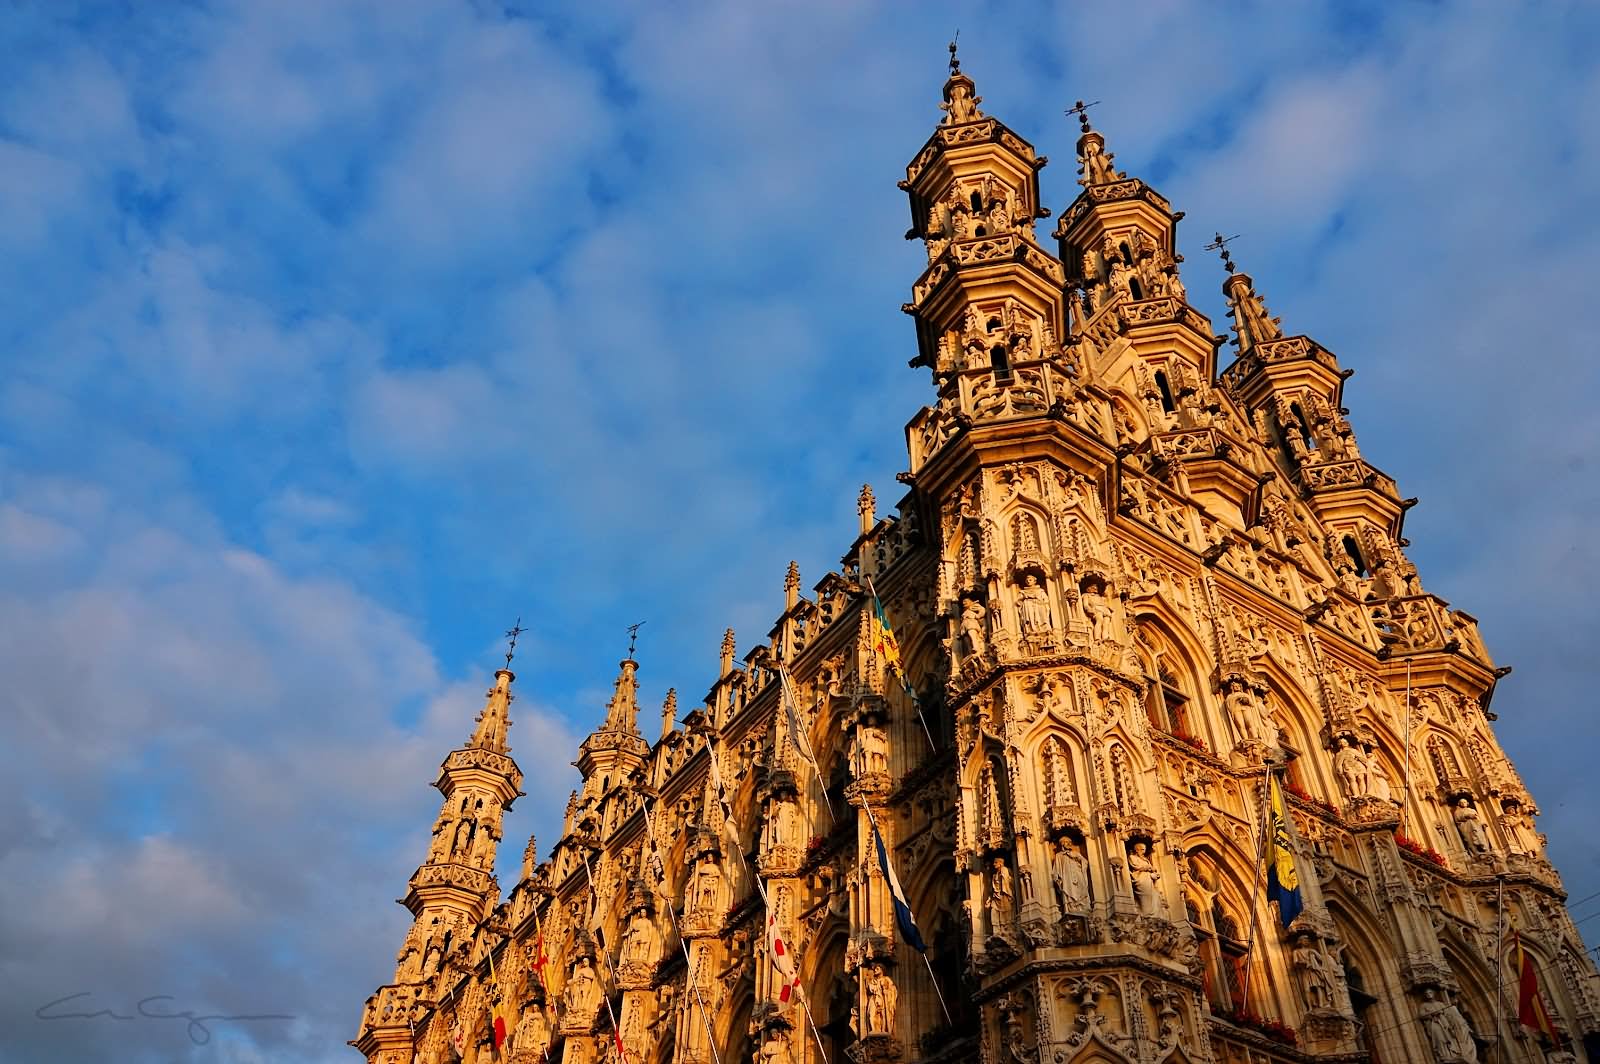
354,55,1600,1064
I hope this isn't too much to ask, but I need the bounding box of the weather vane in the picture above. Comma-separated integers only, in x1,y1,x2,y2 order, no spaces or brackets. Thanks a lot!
1065,99,1101,134
626,621,646,661
504,617,526,668
1205,232,1242,274
948,31,960,75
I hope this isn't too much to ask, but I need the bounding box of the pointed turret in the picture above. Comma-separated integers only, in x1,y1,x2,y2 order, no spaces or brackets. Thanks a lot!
1213,245,1420,597
467,667,514,753
576,653,652,788
899,45,1073,479
659,687,678,741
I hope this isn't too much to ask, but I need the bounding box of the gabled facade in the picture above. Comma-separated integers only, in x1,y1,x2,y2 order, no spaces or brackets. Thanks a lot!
354,56,1600,1064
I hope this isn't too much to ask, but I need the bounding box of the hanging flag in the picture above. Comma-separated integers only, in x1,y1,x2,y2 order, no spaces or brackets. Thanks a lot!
779,668,822,777
449,1013,467,1059
764,884,803,1005
705,738,742,854
867,583,908,687
488,947,508,1051
1514,931,1560,1040
872,819,927,952
1265,775,1303,929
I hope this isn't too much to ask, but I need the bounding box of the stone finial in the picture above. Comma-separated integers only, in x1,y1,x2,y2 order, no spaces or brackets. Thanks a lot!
521,835,538,881
1221,267,1284,354
858,484,876,535
939,39,983,126
720,628,737,677
784,560,801,609
661,688,678,741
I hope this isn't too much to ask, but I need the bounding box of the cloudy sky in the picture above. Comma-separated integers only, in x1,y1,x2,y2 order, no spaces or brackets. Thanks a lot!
2,2,1598,1061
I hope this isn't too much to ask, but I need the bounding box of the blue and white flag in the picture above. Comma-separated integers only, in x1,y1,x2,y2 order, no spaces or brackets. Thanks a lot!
873,821,926,952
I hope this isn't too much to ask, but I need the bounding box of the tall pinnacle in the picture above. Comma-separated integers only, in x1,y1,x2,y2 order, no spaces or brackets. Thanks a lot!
1210,235,1284,355
601,657,642,734
468,668,514,753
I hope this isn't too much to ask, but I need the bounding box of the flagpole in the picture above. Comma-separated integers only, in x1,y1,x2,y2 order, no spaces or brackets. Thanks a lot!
643,804,725,1064
858,796,951,1026
751,875,831,1064
529,902,552,1064
779,666,835,828
1239,760,1275,1009
1494,874,1505,1064
581,853,633,1064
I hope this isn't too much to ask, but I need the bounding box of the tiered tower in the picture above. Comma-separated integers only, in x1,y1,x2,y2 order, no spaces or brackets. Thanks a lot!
354,53,1600,1064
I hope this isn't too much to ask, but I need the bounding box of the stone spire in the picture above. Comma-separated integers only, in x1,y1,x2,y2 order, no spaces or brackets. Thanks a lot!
720,628,737,677
784,560,801,610
857,484,875,534
601,656,643,735
1215,237,1284,357
467,667,514,753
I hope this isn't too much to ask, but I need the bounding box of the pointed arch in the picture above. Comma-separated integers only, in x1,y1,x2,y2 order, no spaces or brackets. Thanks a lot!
1326,893,1409,1064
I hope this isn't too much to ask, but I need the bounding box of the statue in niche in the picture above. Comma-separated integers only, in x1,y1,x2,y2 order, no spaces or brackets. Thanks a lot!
624,909,655,964
1017,574,1052,637
960,597,989,660
1052,837,1090,914
859,724,889,775
988,856,1015,931
1128,842,1166,917
1080,583,1114,642
863,962,897,1035
512,1004,550,1060
1369,756,1395,804
1223,679,1267,746
695,860,722,916
1453,798,1492,854
1333,736,1372,799
1417,988,1475,1064
563,956,599,1018
1292,935,1334,1010
451,818,474,858
428,822,450,863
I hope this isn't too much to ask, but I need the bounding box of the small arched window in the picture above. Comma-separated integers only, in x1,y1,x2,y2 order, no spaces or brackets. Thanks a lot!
1129,277,1144,300
1154,371,1176,413
990,344,1011,380
1342,535,1368,577
1291,402,1317,451
986,317,1002,333
970,190,984,213
1120,241,1134,266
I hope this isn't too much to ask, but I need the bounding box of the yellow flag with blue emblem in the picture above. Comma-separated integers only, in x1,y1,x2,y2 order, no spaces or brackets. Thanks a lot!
1265,775,1303,928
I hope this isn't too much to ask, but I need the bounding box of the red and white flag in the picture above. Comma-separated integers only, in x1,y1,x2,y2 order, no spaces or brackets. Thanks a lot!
765,893,802,1005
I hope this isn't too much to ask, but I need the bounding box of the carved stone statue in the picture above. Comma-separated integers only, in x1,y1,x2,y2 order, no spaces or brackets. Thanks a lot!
1080,136,1123,186
512,1004,550,1061
1051,837,1090,915
1454,798,1492,854
1128,842,1165,917
960,597,989,660
695,860,722,915
1017,574,1052,637
988,856,1015,932
563,956,599,1018
859,725,889,775
1292,936,1334,1010
1333,737,1371,799
625,909,655,964
1417,988,1475,1064
1223,680,1267,746
864,962,897,1035
1080,584,1114,643
941,78,981,125
451,818,474,858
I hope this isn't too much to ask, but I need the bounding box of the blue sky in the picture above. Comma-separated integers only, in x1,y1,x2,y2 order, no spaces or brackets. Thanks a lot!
2,2,1599,1061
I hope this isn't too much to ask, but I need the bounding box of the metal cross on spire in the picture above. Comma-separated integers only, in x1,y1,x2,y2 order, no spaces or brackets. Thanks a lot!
1205,232,1242,274
503,617,526,668
1066,99,1101,134
625,621,646,662
948,30,960,75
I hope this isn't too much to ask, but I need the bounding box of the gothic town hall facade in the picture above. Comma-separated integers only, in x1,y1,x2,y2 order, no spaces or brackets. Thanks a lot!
354,59,1600,1064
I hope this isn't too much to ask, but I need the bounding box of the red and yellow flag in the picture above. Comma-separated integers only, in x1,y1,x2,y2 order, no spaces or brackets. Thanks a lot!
488,946,508,1051
1514,931,1559,1040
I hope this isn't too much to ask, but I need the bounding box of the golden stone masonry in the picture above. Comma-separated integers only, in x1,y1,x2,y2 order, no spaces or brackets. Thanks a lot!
353,54,1600,1064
